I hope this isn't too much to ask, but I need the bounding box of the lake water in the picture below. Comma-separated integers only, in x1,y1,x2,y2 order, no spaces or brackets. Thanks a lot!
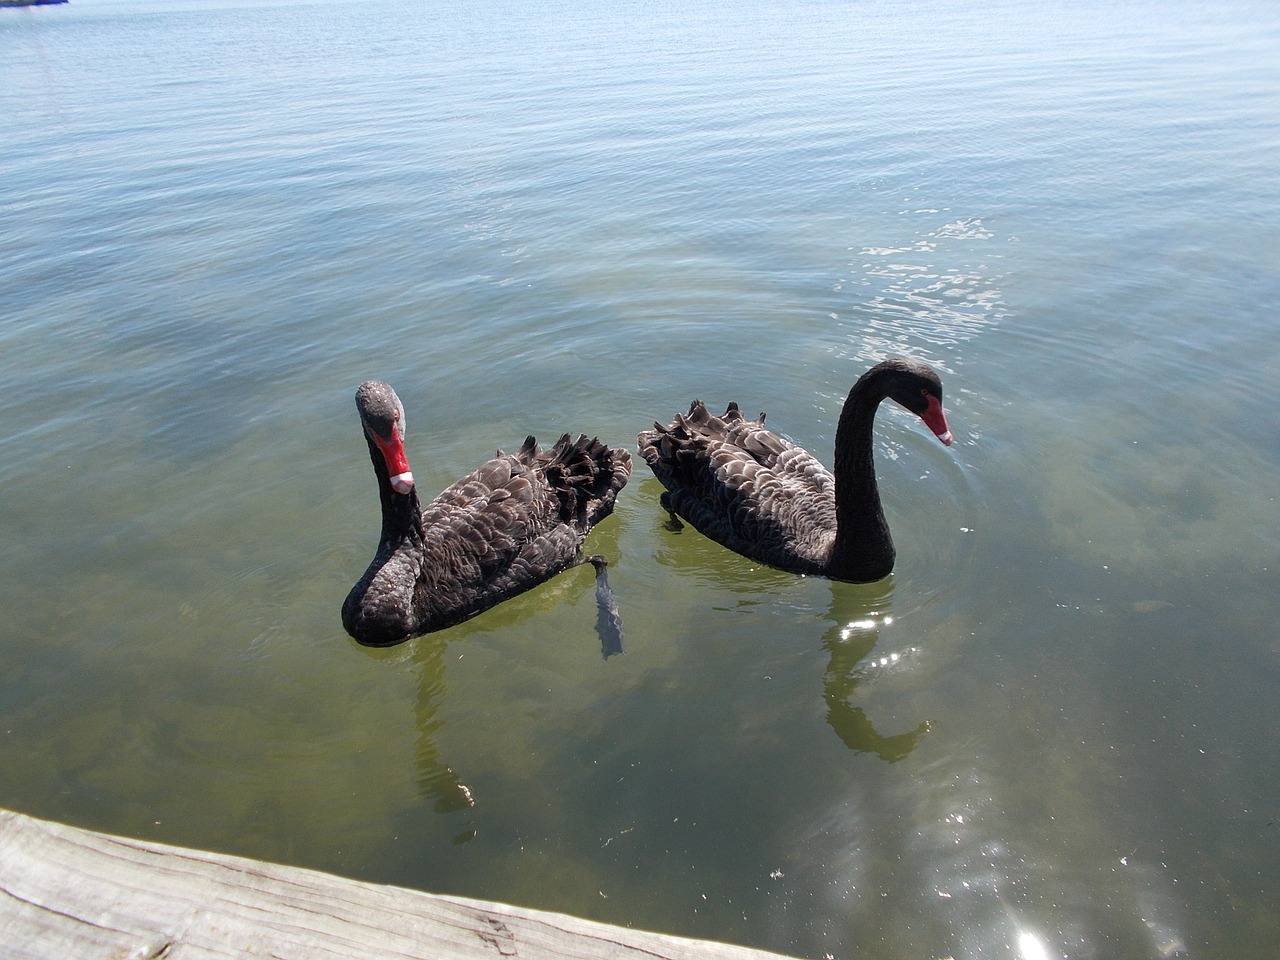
3,0,1279,957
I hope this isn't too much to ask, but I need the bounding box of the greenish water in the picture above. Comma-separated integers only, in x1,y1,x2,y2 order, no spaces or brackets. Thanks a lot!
3,1,1279,957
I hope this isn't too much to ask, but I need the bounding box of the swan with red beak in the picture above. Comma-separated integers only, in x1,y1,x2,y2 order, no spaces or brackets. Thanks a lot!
638,357,953,583
344,380,631,646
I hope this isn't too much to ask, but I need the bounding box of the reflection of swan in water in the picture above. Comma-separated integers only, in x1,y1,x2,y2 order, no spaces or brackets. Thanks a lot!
819,580,930,763
357,636,476,844
648,511,930,761
410,638,477,840
353,556,624,844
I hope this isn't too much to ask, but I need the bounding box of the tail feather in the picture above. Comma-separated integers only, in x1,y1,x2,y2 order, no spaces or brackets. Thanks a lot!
518,433,629,528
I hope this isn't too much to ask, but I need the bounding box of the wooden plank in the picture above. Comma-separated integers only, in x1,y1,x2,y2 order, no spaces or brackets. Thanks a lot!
0,809,801,960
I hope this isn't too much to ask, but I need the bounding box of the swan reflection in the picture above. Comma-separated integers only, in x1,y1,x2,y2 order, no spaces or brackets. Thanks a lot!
651,504,931,761
821,580,931,762
410,638,476,818
351,556,619,845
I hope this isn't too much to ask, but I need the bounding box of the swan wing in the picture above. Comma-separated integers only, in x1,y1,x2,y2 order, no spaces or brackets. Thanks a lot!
414,436,630,627
638,402,835,572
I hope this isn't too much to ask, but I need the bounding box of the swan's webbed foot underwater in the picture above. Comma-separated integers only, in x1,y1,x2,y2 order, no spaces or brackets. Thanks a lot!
582,554,624,658
658,492,684,532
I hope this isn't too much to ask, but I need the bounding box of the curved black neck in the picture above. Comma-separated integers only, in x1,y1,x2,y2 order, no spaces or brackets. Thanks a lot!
827,373,894,582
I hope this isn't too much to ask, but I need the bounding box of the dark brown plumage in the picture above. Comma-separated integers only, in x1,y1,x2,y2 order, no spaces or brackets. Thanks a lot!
343,381,632,646
637,358,952,583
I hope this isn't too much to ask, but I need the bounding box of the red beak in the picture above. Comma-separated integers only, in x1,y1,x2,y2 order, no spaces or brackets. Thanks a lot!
920,394,953,446
373,431,415,493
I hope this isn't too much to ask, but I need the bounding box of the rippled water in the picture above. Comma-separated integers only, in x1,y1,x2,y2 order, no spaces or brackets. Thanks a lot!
3,0,1279,957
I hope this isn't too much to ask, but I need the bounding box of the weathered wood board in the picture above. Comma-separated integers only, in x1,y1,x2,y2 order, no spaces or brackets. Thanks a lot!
0,808,801,960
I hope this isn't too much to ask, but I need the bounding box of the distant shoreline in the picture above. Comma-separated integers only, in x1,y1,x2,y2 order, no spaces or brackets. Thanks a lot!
1,0,69,7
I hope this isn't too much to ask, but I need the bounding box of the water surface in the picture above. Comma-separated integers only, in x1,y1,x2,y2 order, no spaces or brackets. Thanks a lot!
3,1,1279,958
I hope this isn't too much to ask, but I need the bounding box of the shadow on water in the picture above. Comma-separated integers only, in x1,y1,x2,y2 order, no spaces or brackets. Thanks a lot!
587,555,625,659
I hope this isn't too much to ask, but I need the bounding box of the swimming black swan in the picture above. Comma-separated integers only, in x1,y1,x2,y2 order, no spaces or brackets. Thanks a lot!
343,380,632,646
637,358,952,583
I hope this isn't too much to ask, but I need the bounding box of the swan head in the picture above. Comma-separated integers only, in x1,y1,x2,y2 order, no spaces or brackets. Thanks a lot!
355,380,415,494
879,358,953,446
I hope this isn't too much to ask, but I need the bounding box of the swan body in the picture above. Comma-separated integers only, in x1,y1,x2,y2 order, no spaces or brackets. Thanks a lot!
343,380,632,646
637,358,952,583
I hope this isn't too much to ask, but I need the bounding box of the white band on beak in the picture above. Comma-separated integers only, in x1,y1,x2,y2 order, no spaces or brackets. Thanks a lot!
390,472,414,494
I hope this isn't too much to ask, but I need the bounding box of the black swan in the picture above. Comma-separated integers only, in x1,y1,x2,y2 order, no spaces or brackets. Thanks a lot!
342,380,632,646
637,358,952,583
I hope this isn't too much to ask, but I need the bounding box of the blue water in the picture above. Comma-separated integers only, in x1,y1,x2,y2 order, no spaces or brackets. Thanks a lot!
3,1,1280,958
